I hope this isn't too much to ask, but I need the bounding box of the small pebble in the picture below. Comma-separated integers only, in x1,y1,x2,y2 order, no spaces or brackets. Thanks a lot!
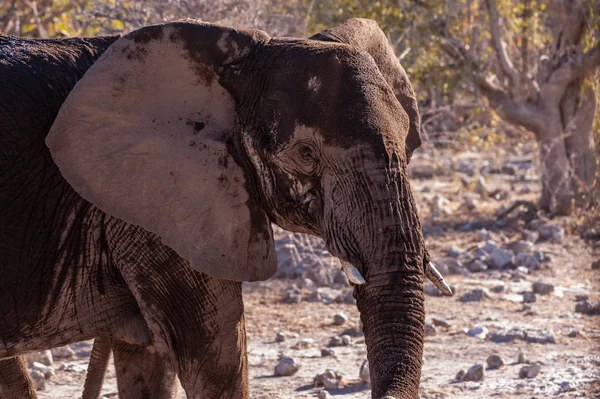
467,326,488,340
313,369,342,388
274,357,300,376
487,248,514,269
517,350,528,364
532,281,554,295
31,362,54,379
512,240,534,254
58,363,86,373
567,329,579,338
455,369,465,381
447,245,465,258
27,350,53,367
294,338,314,349
575,300,600,315
275,331,286,342
317,390,331,399
51,346,75,359
491,284,505,293
328,336,343,347
560,381,575,392
521,303,533,312
282,290,302,304
321,348,335,357
462,364,485,381
425,323,437,336
359,360,370,384
341,335,352,346
486,355,504,370
460,288,490,302
466,260,487,273
518,363,541,379
323,378,339,390
333,313,348,326
431,318,451,328
302,278,316,291
482,240,498,253
522,292,536,303
538,224,563,241
29,369,45,390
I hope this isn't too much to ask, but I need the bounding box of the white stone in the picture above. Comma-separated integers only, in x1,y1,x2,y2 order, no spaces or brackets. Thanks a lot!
467,326,489,340
333,313,347,326
51,346,75,359
29,369,45,390
27,350,53,366
488,248,514,268
31,362,54,379
274,357,300,376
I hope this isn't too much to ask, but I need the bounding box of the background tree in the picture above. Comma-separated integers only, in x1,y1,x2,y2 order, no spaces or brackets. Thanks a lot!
439,0,600,215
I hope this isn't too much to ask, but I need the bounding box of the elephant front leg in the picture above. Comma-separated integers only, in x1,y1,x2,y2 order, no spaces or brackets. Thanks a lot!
176,290,249,399
114,232,249,399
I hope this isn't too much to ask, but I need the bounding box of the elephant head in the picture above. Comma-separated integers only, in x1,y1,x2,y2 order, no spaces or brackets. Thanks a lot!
46,18,450,399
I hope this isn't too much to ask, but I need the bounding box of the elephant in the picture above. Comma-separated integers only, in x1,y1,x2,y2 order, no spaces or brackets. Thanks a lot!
1,18,450,399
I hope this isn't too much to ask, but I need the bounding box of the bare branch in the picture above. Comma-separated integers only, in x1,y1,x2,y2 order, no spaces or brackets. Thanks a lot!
541,43,600,105
520,0,530,75
439,24,544,133
485,0,523,100
23,0,48,38
474,74,544,133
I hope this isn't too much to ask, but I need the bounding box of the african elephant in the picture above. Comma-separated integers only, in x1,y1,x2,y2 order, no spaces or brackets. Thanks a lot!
1,18,450,399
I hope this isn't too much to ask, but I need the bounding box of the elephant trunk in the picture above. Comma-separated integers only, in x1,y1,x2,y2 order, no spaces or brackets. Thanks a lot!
351,171,425,399
325,165,427,398
356,256,425,399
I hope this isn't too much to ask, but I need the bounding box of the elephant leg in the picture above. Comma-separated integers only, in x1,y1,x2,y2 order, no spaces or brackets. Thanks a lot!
112,229,248,399
82,337,112,399
0,356,37,399
112,341,178,399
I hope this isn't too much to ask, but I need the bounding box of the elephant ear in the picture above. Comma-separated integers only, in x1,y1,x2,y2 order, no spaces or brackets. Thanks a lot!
46,21,278,282
310,18,422,162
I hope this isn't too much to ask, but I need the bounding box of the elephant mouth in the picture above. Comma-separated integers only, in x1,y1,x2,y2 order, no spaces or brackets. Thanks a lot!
336,257,452,295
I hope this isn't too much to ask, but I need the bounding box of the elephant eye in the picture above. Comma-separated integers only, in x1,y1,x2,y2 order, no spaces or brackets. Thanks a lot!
299,146,315,161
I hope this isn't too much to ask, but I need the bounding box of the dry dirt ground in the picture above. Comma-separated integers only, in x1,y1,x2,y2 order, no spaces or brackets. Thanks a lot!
34,147,599,399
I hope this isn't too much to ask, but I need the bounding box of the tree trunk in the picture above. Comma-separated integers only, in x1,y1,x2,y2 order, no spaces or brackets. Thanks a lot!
563,86,598,208
538,85,598,215
538,122,574,215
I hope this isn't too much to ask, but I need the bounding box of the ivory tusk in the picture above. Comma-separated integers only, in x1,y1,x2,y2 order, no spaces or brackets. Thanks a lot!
339,259,366,285
425,262,453,295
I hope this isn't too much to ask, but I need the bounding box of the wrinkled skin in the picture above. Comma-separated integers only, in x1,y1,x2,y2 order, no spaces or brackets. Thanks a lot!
0,356,37,399
2,18,431,399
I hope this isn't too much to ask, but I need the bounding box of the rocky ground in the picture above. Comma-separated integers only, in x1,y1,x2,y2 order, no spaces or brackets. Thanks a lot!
30,145,599,398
